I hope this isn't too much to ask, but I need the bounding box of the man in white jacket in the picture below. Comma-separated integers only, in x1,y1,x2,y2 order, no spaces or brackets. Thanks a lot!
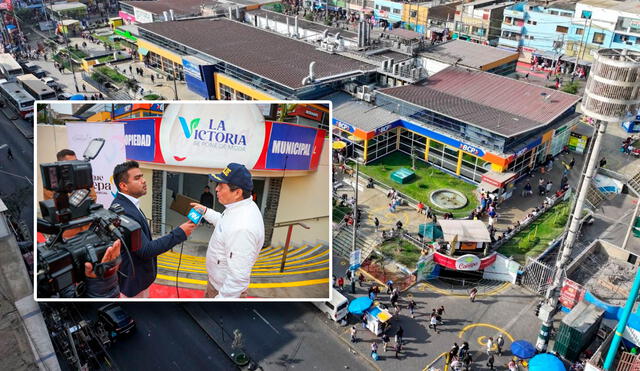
190,163,265,298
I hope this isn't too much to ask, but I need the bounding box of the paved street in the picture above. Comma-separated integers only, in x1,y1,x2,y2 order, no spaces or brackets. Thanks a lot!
0,113,34,235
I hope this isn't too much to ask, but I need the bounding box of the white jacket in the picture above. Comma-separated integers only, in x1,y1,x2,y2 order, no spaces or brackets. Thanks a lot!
203,198,265,298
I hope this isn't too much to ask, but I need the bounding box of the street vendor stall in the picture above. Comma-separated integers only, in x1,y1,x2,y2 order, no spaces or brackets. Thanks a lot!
438,220,491,252
365,304,393,335
478,171,516,201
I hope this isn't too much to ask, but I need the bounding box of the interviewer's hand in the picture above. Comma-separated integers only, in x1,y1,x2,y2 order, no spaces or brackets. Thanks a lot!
189,202,206,214
85,239,121,278
180,221,197,237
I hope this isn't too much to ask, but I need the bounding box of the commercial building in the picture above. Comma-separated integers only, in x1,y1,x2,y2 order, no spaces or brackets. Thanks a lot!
373,0,405,27
135,17,377,100
332,66,581,186
401,0,459,35
453,0,514,46
118,0,207,24
418,39,519,75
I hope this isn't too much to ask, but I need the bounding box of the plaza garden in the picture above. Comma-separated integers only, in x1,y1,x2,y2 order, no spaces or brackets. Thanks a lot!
354,152,479,217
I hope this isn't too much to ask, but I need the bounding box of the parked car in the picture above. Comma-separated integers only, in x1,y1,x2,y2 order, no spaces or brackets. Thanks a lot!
21,62,47,78
57,92,73,100
40,76,59,90
97,304,136,339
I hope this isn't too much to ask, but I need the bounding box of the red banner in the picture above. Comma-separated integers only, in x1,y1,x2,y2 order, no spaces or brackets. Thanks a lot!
432,252,497,271
559,279,585,309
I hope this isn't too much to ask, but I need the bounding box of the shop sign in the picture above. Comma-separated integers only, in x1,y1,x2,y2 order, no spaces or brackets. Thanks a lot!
156,104,325,171
455,254,481,271
514,137,542,157
333,118,356,133
559,278,585,309
401,120,485,157
374,120,401,135
133,8,153,24
118,11,136,23
291,105,324,122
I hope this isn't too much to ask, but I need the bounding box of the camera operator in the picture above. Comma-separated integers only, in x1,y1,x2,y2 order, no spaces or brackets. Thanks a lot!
111,160,196,298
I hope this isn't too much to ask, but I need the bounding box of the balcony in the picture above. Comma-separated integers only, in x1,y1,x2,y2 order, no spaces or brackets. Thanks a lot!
502,22,524,33
504,8,525,19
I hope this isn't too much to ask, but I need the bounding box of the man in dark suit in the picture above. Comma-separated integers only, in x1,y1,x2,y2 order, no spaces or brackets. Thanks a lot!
111,160,196,298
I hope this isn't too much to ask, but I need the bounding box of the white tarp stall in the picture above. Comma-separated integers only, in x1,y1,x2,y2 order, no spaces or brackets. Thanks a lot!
438,219,491,251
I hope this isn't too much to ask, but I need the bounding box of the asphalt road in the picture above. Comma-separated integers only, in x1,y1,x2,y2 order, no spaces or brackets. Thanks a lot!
0,112,34,234
74,302,237,370
195,301,371,371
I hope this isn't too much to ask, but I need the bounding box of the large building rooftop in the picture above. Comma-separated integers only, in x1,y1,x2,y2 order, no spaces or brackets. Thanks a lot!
577,0,640,13
246,9,358,39
419,40,518,70
121,0,205,17
138,18,376,90
377,66,581,137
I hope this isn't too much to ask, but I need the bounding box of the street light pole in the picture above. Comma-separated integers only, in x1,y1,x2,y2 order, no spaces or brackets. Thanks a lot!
63,33,79,92
172,68,178,100
350,157,362,294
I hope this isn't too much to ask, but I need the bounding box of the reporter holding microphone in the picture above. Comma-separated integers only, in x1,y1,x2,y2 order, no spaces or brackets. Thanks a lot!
190,163,265,299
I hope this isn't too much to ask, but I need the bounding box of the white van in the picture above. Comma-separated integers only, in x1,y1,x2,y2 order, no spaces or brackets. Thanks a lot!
313,288,349,322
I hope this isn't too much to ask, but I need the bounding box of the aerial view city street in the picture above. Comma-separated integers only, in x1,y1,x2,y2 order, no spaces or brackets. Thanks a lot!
1,0,640,370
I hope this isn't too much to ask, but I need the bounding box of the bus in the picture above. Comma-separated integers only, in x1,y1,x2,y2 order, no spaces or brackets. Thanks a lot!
0,53,23,81
0,82,35,119
16,74,56,100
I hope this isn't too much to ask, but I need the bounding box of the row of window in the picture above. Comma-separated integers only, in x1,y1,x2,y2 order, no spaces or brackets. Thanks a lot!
218,82,255,100
374,5,401,14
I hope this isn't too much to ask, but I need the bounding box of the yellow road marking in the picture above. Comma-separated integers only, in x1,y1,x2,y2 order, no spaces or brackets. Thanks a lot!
157,263,329,276
158,254,328,271
458,323,515,342
420,281,510,297
477,336,498,350
156,274,329,288
423,352,448,371
253,249,328,267
158,247,327,268
255,244,323,262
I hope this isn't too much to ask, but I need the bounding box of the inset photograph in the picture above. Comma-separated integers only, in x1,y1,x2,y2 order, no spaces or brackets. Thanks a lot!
35,101,330,300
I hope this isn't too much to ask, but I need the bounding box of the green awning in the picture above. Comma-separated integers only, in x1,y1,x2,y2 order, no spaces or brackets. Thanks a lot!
138,47,149,56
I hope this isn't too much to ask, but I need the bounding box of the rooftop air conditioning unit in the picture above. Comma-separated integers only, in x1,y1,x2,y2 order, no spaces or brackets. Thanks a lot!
363,93,372,102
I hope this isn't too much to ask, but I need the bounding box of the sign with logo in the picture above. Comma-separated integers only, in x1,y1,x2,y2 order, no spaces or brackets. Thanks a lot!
265,122,320,170
374,121,401,135
121,118,158,162
514,137,542,158
66,122,126,207
455,254,481,271
291,105,324,122
333,118,355,133
349,249,361,271
559,278,585,309
401,120,485,157
118,11,136,23
156,104,325,171
416,254,436,281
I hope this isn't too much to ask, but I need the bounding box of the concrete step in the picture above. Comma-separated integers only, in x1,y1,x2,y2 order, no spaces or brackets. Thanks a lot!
629,171,640,196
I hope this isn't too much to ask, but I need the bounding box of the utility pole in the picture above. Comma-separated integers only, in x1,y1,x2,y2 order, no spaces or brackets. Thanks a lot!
535,48,640,354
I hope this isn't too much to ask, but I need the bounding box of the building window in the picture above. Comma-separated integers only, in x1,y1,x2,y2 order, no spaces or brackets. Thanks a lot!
556,26,568,33
549,10,558,15
592,32,605,44
561,12,572,17
381,6,390,12
392,8,400,14
526,20,537,25
410,10,417,18
504,16,512,25
219,83,235,100
575,28,584,35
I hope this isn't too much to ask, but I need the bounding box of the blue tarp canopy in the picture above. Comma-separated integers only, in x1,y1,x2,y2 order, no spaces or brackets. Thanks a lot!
529,353,566,371
69,94,85,101
348,297,372,315
418,223,443,240
511,340,536,359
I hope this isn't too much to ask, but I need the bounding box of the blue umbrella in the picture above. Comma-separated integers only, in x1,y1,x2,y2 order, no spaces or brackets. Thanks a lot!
348,297,373,315
6,24,15,30
511,340,536,359
69,94,85,101
529,353,566,371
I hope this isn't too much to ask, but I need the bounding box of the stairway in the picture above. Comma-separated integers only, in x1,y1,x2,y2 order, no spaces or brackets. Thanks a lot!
629,171,640,196
586,182,607,209
332,225,379,263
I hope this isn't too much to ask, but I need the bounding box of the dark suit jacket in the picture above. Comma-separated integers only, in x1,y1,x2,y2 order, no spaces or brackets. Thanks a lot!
111,193,187,297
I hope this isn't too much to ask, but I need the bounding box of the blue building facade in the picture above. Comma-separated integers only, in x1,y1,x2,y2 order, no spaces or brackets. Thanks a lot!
498,1,576,60
373,0,403,26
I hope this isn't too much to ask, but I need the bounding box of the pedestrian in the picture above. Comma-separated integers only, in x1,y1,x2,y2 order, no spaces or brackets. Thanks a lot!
7,147,13,160
395,326,404,346
374,217,380,232
437,305,445,317
386,279,394,294
546,181,553,195
486,336,494,355
508,359,518,371
462,352,472,371
393,304,401,316
496,334,504,356
362,313,368,329
430,313,440,334
538,179,546,196
450,343,460,361
487,353,495,370
332,274,336,287
390,291,398,307
382,333,390,352
345,269,352,282
358,273,365,287
129,65,133,74
408,299,416,318
523,182,532,197
350,326,357,343
371,341,378,359
599,157,607,168
151,74,155,84
337,276,344,291
469,287,478,302
82,83,86,92
569,157,575,169
459,342,469,358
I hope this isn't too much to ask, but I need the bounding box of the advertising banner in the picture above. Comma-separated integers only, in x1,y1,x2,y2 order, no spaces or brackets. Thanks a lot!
133,8,153,24
559,278,585,310
349,249,361,271
119,117,164,163
433,252,497,271
482,253,520,283
66,122,126,208
264,122,322,170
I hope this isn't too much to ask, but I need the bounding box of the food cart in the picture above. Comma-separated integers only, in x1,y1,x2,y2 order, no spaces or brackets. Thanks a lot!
365,304,393,335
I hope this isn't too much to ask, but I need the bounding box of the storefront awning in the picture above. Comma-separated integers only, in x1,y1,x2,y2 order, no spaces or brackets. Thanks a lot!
438,220,491,242
478,181,499,193
480,171,517,189
138,47,149,56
